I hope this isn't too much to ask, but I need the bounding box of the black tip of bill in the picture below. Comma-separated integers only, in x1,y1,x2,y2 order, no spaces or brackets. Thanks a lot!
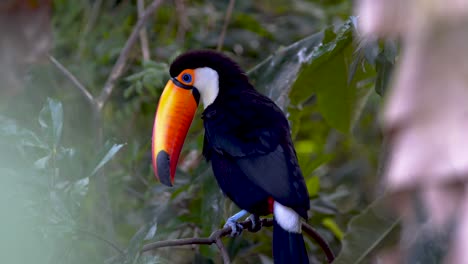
157,150,173,187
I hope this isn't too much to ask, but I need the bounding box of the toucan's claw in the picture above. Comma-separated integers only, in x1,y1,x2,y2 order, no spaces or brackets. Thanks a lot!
224,219,244,237
246,214,261,233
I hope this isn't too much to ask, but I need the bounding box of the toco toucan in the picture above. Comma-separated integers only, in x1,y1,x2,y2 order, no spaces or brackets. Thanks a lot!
152,50,310,263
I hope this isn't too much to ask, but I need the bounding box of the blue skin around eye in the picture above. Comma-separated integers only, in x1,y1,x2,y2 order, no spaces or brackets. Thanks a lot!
182,73,192,83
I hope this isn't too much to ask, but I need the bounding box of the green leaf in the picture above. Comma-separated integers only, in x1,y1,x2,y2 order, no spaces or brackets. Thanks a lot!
70,177,89,202
38,98,64,146
0,115,47,149
125,71,147,82
306,176,320,196
124,85,135,98
142,68,165,91
34,155,51,169
144,223,158,241
90,143,125,177
49,191,75,228
247,27,325,110
124,220,158,264
295,140,319,154
142,60,168,71
248,18,375,133
322,217,344,240
232,13,273,39
290,20,376,133
333,196,400,264
300,153,334,178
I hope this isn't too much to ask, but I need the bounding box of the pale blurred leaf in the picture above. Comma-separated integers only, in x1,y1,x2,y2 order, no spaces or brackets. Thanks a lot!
333,196,399,264
38,98,63,146
144,223,158,241
124,220,158,264
90,143,125,177
34,155,50,169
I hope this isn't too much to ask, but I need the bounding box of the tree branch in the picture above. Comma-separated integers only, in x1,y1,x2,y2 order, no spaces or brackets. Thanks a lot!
137,0,150,61
78,0,103,56
141,218,335,263
48,55,94,105
302,220,336,263
175,0,188,44
216,0,235,51
215,238,230,264
96,0,163,110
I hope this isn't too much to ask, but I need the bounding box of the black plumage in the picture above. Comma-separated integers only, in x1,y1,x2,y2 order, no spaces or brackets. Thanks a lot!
169,50,310,263
202,88,309,218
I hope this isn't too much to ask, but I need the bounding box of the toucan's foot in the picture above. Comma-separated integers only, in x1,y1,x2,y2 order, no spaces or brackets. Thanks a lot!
247,214,261,232
224,209,248,237
224,219,244,237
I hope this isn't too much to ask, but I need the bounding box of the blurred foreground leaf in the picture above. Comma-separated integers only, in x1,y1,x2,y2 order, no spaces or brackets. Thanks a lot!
122,220,158,264
333,196,399,264
39,98,63,146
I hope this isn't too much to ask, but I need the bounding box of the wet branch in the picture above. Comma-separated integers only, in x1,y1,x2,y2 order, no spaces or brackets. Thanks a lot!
141,218,335,264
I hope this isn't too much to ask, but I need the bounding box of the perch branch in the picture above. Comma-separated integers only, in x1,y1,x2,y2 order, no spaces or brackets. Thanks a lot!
141,218,335,263
48,55,94,104
302,221,335,263
216,0,236,51
96,0,163,110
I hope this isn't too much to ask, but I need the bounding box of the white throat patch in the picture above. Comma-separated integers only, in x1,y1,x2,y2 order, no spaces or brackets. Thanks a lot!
194,67,219,108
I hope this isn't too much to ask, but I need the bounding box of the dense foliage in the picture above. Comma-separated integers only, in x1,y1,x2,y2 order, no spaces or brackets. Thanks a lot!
0,1,397,263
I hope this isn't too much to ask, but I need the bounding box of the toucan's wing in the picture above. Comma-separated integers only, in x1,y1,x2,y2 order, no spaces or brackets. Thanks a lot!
203,89,309,217
202,92,280,158
236,144,309,215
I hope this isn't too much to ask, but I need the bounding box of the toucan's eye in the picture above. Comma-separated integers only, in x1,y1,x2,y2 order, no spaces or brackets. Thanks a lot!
181,73,192,83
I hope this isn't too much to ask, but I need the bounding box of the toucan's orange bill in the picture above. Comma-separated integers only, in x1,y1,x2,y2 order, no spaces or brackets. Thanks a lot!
152,80,198,186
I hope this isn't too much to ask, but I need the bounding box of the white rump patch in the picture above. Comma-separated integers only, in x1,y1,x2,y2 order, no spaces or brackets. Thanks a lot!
194,67,219,108
273,201,301,233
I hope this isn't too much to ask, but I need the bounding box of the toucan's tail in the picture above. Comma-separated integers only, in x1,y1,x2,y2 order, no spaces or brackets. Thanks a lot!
273,218,309,264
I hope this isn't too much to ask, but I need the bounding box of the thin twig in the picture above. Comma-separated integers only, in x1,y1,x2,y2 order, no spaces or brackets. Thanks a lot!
97,0,163,110
215,238,231,264
137,0,151,61
175,0,188,44
76,227,125,255
78,0,103,56
216,0,236,51
48,55,94,104
141,218,335,263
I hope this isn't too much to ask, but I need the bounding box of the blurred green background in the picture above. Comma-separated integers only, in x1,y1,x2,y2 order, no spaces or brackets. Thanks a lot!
0,0,396,263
